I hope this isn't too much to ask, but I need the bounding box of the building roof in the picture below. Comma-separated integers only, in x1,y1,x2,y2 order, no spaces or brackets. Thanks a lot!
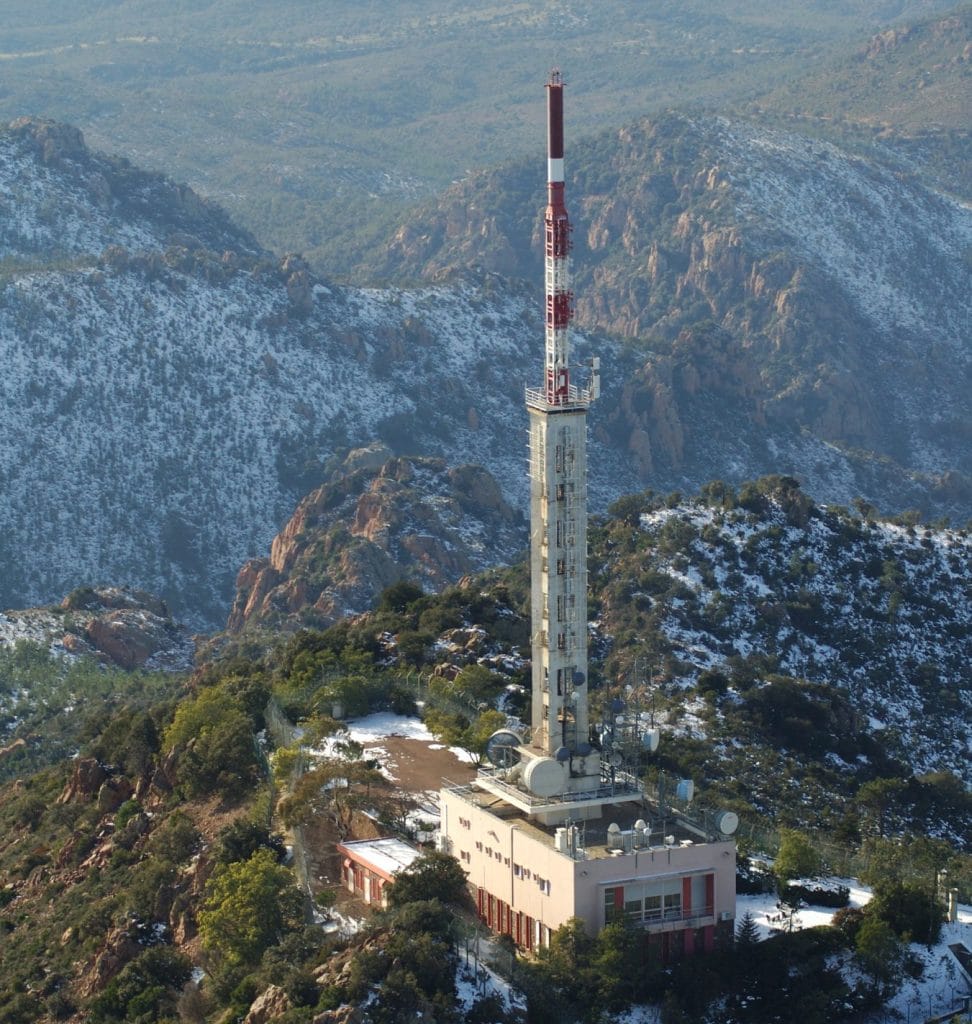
443,780,734,861
338,837,423,881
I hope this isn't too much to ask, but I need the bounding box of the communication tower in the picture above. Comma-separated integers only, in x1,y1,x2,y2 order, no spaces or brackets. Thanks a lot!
437,73,737,955
524,70,601,786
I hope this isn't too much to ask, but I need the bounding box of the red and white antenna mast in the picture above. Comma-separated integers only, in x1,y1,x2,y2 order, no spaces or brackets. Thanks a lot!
544,69,573,405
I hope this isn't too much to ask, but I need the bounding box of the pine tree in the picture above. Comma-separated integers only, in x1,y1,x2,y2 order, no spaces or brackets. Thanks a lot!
735,911,759,948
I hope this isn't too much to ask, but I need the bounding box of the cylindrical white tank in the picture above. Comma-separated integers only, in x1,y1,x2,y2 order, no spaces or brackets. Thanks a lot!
675,779,695,803
523,756,567,798
714,811,739,835
641,728,660,752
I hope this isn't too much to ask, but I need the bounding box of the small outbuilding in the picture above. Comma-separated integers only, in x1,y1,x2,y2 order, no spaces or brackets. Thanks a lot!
337,837,422,907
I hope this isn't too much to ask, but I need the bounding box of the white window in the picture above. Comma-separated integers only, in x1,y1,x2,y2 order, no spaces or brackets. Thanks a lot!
619,879,684,923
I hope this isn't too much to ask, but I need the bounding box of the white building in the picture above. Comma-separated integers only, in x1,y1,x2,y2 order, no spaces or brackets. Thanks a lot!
440,781,736,957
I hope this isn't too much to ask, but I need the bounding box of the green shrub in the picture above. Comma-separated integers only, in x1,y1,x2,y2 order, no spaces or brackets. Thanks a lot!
87,947,191,1022
199,849,303,970
114,799,141,829
162,689,260,797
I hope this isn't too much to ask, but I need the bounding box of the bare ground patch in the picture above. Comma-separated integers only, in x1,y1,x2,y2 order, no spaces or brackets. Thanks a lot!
297,735,477,917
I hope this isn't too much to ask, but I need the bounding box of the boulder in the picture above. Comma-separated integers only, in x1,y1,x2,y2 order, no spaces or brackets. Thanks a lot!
59,757,107,804
243,985,291,1024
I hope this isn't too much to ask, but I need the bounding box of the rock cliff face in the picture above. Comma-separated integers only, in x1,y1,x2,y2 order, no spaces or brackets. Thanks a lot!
1,118,619,627
360,111,971,518
3,113,969,628
228,448,526,633
0,586,194,671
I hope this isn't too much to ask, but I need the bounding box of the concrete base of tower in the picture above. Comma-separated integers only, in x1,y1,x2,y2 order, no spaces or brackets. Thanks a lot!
473,748,646,826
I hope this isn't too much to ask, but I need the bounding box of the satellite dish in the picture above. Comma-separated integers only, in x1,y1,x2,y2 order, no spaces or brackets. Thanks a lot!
484,730,521,767
675,779,695,803
611,697,624,713
523,757,567,798
554,746,571,763
572,671,586,686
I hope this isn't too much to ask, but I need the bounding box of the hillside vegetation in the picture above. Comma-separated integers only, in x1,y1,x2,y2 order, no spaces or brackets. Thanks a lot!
593,478,971,838
0,0,964,273
226,474,972,841
361,109,971,515
2,117,639,625
751,7,972,132
1,474,969,1023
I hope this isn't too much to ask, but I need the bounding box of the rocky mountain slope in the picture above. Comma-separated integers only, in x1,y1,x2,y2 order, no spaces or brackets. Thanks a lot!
0,586,192,784
362,109,972,518
228,446,526,633
2,116,968,628
0,117,640,626
0,586,194,672
218,469,972,812
753,7,972,134
0,477,968,1023
591,481,971,811
2,0,960,275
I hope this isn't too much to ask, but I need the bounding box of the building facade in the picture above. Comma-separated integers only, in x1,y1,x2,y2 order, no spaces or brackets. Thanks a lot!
440,780,736,955
337,837,422,908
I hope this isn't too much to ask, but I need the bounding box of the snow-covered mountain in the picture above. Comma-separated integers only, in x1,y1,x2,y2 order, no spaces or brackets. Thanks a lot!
1,115,968,628
597,484,972,794
366,111,972,519
0,118,639,626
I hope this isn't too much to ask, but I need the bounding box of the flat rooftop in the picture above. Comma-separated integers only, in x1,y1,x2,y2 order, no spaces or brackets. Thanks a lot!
444,779,733,861
337,837,423,877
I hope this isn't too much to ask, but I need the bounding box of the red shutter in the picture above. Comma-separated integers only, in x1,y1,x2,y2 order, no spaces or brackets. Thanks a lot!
682,876,692,914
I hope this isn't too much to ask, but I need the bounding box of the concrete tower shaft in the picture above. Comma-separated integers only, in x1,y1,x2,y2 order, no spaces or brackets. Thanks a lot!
528,407,590,756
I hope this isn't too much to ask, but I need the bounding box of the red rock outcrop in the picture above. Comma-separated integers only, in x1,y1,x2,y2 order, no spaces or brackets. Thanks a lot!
227,449,525,634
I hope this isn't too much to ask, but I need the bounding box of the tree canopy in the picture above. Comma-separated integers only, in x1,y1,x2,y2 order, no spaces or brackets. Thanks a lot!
386,851,472,910
198,848,304,970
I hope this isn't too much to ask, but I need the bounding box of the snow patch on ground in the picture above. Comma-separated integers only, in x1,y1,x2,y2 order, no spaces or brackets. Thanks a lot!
737,883,972,1023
